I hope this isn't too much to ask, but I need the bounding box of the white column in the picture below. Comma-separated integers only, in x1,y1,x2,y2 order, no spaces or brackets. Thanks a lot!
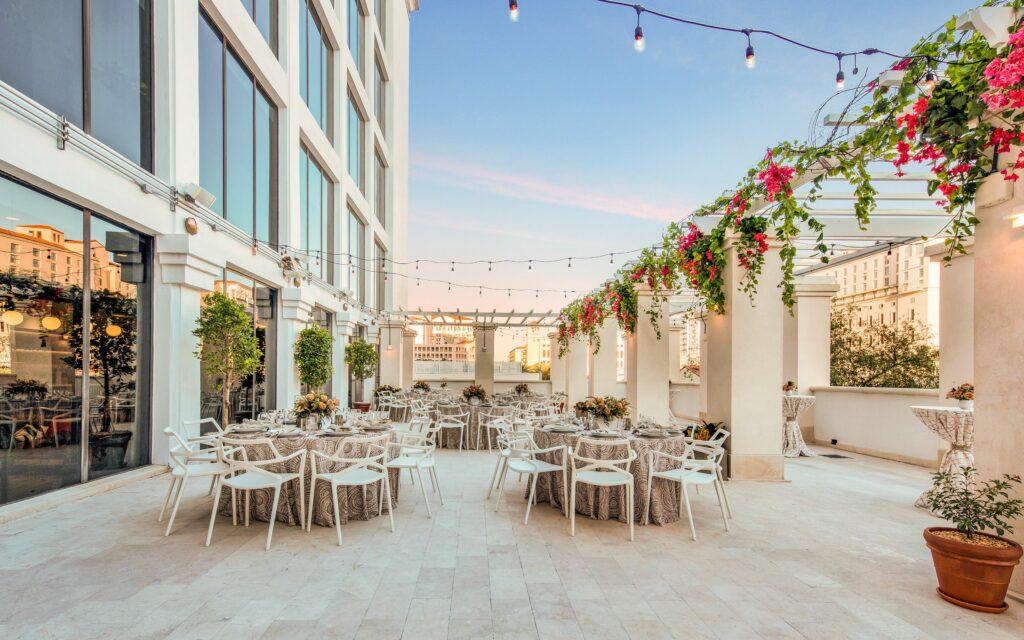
927,243,974,405
402,329,417,388
698,315,709,420
548,332,566,399
625,285,670,424
564,337,589,408
278,287,314,407
668,326,684,384
589,319,619,397
969,171,1024,593
474,324,496,395
782,277,839,439
378,322,404,388
152,235,223,464
335,318,356,407
705,238,786,480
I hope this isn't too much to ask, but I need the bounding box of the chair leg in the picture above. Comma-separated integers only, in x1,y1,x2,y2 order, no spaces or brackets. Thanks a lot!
298,476,306,530
207,475,217,497
430,467,444,505
330,485,343,546
561,466,568,518
164,474,189,537
244,491,251,527
307,477,317,532
627,484,634,542
682,484,696,541
493,461,509,512
416,467,432,518
486,456,505,499
266,487,281,551
205,478,222,547
643,469,653,526
569,481,577,536
384,478,395,533
717,469,733,519
524,473,538,525
231,488,238,526
158,476,178,522
715,481,730,532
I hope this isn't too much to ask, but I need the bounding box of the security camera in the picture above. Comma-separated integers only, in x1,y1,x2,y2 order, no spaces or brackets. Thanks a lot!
181,182,217,209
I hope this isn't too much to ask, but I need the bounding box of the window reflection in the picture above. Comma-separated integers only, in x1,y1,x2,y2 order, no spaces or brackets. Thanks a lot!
300,147,333,283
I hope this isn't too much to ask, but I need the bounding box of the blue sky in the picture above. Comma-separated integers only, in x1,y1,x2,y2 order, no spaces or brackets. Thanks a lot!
406,0,972,314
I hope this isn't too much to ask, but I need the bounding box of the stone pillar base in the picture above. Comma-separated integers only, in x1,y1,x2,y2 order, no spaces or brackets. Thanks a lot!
729,454,785,481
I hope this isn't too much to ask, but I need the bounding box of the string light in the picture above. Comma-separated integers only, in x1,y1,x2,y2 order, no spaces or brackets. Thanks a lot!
743,29,755,69
835,54,845,91
924,57,936,93
509,0,519,22
488,261,492,271
633,6,645,53
568,258,572,270
610,253,614,264
451,261,455,272
528,260,532,271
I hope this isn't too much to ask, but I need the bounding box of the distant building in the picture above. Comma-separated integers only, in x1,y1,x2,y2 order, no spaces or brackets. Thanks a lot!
508,345,527,364
801,241,939,344
414,325,475,362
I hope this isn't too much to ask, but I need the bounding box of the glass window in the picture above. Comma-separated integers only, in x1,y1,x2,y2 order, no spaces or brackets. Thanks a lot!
0,1,153,170
199,11,278,243
300,147,333,283
375,0,386,47
202,271,277,423
348,94,365,192
374,56,387,137
0,175,153,504
240,0,277,53
375,152,386,227
347,208,365,303
349,0,364,77
374,241,386,311
300,1,332,136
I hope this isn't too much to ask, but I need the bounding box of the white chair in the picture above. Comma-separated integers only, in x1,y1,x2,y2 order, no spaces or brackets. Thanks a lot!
486,426,526,500
158,427,234,537
477,411,511,451
383,434,442,517
492,433,569,524
685,428,733,519
569,437,637,541
306,433,394,545
436,410,468,451
644,442,730,541
206,436,307,550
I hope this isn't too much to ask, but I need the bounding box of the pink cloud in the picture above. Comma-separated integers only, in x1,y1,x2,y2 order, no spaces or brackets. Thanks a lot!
411,152,687,222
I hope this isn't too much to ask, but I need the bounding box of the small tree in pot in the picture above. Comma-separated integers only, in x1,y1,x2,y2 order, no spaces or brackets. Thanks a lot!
294,326,333,391
345,340,378,412
924,468,1023,613
193,292,262,425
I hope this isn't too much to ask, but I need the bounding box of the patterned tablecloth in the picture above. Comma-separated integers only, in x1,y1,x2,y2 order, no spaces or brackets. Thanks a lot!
217,430,400,527
434,403,516,450
911,405,975,508
782,394,816,458
530,429,691,525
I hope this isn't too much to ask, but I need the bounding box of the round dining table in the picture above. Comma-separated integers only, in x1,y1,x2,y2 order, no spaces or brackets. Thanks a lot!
530,428,692,525
217,428,400,527
434,402,516,450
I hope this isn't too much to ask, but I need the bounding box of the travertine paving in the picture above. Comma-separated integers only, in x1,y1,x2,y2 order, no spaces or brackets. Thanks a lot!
0,446,1021,639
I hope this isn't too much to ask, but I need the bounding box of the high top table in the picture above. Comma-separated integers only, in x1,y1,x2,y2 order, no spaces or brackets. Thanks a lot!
910,405,974,509
782,394,816,458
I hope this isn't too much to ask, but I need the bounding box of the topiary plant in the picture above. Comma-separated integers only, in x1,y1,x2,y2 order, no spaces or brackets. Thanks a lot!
345,340,379,403
294,325,333,391
193,292,262,424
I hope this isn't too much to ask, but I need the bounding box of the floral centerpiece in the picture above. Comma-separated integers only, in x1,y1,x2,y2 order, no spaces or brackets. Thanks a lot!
462,384,487,405
574,396,629,424
514,383,530,395
373,384,399,399
782,380,796,396
946,383,974,410
294,391,340,429
413,380,431,393
687,420,725,442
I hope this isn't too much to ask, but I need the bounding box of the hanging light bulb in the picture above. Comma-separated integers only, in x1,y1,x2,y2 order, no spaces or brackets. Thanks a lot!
509,0,519,22
451,261,455,272
743,30,755,69
610,253,614,264
528,260,532,271
488,261,492,271
479,287,482,296
508,289,511,297
535,290,539,298
633,5,645,52
1,310,23,326
924,70,936,94
415,261,419,270
568,258,572,270
41,315,61,331
105,323,122,338
835,54,845,91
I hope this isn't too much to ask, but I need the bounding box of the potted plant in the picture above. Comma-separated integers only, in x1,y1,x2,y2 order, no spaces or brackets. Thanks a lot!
294,391,340,430
686,420,725,442
462,384,487,405
345,340,378,412
193,292,262,426
946,383,974,410
782,381,797,396
514,383,530,396
413,380,431,393
924,468,1023,613
294,325,333,392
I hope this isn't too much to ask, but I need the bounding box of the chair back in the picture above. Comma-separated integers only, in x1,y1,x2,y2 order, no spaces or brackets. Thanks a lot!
570,437,636,477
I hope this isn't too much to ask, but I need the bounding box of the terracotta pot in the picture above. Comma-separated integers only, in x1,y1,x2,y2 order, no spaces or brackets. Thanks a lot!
352,402,371,413
924,527,1022,613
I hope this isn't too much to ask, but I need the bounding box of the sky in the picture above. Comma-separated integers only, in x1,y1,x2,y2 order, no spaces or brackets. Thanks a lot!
405,0,973,321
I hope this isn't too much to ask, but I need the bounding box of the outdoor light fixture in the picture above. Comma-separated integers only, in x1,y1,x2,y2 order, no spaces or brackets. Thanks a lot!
743,30,755,69
509,0,519,22
105,323,123,338
180,182,216,209
2,310,24,326
835,69,845,91
40,316,61,331
924,70,937,94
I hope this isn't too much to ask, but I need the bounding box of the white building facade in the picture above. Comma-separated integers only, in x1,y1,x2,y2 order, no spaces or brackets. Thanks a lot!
0,0,416,506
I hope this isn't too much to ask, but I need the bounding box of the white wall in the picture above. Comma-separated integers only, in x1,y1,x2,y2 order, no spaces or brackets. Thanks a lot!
669,382,700,421
810,386,943,468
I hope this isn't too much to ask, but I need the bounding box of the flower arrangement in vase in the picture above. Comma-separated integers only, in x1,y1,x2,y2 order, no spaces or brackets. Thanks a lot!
574,396,629,426
462,384,487,405
782,380,797,396
514,383,530,396
373,384,399,399
413,380,431,393
294,392,340,430
946,383,974,410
